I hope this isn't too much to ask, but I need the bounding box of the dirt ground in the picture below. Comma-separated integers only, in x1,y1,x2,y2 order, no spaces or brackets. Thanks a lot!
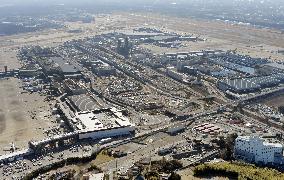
0,47,20,70
178,168,229,180
0,78,57,154
120,13,284,62
0,45,57,154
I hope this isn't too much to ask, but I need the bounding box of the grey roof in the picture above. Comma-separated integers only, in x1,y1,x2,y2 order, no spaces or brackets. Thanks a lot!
221,73,284,91
271,73,284,81
212,58,255,74
117,30,162,37
149,35,178,41
265,63,284,70
51,57,81,74
69,95,101,111
222,78,260,90
211,69,236,77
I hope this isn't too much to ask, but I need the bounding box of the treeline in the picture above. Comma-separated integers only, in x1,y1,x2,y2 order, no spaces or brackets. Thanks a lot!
23,150,101,180
194,162,284,180
154,159,183,173
215,133,238,160
0,23,36,35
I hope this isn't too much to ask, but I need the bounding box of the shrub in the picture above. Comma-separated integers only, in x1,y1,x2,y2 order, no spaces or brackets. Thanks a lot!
193,162,284,180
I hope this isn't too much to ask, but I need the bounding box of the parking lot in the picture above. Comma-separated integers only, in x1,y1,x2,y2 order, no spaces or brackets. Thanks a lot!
0,142,98,179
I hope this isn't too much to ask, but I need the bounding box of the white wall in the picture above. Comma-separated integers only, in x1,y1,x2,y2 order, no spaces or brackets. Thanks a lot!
235,137,283,164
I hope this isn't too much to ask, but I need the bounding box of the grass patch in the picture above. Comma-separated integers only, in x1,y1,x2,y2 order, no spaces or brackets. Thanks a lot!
194,162,284,180
91,150,114,166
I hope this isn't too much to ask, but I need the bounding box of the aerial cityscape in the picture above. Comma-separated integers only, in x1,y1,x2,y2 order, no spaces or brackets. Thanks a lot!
0,0,284,179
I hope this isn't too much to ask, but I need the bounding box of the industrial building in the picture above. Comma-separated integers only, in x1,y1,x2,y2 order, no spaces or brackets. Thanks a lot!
177,59,191,71
56,90,135,141
218,78,260,93
193,123,222,135
212,58,255,75
218,74,284,94
74,108,135,140
28,132,78,154
234,136,284,165
167,67,186,81
67,94,103,111
93,64,116,76
0,148,34,163
211,53,268,68
184,66,198,76
36,56,82,79
18,69,40,77
51,57,82,78
210,69,236,78
63,79,87,95
91,60,116,76
179,36,198,41
146,36,179,43
262,63,284,73
167,125,185,135
116,30,163,39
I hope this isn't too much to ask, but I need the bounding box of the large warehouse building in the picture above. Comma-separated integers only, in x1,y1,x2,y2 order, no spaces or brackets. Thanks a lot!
74,108,135,140
59,94,135,140
218,73,284,94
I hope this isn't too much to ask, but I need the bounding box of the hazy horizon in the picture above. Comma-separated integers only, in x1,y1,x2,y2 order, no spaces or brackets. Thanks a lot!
1,0,284,5
0,0,283,31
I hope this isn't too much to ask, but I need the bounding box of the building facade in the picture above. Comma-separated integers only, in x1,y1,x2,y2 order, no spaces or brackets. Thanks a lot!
234,136,284,165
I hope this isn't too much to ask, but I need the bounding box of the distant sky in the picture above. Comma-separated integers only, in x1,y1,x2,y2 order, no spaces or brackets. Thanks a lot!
0,0,279,3
0,0,284,5
0,0,283,8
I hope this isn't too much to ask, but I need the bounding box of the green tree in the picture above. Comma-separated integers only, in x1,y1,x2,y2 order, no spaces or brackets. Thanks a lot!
168,172,181,180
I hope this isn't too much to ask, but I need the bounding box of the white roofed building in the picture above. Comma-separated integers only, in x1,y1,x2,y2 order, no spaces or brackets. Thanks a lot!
73,108,135,140
234,136,284,165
